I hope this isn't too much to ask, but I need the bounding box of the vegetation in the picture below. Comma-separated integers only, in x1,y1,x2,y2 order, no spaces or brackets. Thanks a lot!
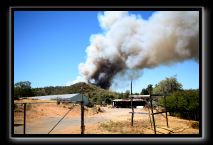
157,89,199,121
14,76,200,121
151,76,199,121
14,81,119,105
117,90,130,99
99,120,147,134
153,76,182,95
191,121,199,129
14,81,34,99
140,84,153,95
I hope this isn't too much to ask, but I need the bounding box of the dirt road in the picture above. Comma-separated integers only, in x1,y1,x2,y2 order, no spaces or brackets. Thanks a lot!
14,103,199,134
14,106,135,134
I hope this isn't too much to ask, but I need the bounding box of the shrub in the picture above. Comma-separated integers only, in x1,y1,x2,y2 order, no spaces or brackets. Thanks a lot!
157,89,199,120
86,101,94,108
191,121,199,129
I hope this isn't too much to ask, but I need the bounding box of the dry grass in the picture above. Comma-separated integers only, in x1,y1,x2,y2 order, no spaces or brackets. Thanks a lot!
99,119,150,134
98,116,199,134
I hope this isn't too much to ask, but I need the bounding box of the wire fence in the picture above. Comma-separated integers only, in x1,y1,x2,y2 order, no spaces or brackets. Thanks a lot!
14,101,84,134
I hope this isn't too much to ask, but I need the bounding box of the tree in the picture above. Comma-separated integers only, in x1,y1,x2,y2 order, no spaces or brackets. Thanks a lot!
157,89,199,120
147,84,153,94
14,81,34,99
140,84,153,95
33,88,46,96
124,90,130,98
153,76,182,95
118,93,124,99
140,88,148,95
15,81,31,88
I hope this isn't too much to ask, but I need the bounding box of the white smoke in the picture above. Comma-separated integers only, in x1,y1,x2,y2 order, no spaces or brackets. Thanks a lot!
66,76,87,86
74,11,199,89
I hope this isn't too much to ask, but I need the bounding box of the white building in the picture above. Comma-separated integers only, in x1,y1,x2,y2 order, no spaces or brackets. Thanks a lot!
30,93,89,105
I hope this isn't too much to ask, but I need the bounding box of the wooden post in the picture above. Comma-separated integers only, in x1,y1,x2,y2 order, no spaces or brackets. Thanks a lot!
81,94,85,134
131,97,134,126
150,96,156,134
164,96,169,128
23,103,26,134
130,80,134,126
147,103,153,128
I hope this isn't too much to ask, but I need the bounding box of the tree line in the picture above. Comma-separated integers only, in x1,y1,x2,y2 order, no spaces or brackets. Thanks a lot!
14,76,199,121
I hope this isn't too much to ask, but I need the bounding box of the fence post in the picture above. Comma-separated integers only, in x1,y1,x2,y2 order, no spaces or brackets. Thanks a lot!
164,95,169,128
147,103,153,128
130,80,134,126
131,97,134,126
81,94,85,134
23,103,26,134
150,95,156,134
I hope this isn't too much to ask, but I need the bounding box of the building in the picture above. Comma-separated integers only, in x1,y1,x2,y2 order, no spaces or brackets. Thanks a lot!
129,94,161,108
112,95,162,108
31,93,89,106
112,99,146,108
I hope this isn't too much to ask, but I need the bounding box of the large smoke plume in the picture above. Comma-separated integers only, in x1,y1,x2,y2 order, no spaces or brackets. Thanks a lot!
75,11,199,89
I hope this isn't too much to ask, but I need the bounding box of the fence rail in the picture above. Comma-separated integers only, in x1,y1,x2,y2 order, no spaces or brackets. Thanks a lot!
130,95,169,134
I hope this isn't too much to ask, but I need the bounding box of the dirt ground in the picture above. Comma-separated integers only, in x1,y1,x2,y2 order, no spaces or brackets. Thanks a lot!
14,99,199,134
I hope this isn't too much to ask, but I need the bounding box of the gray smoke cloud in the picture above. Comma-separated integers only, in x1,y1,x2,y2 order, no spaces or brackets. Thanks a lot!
75,11,199,89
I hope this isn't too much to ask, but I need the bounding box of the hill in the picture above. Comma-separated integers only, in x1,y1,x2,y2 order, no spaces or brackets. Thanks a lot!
67,82,118,104
68,82,107,94
32,82,118,104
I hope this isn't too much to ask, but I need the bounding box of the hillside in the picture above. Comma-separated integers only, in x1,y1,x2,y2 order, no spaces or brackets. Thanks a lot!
68,82,118,103
32,82,118,104
68,82,107,94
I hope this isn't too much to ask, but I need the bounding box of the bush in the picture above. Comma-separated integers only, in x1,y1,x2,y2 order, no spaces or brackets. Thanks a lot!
157,89,199,120
86,101,94,108
191,121,199,129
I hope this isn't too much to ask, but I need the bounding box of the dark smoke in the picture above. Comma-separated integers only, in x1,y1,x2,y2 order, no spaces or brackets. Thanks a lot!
91,59,125,89
73,11,199,89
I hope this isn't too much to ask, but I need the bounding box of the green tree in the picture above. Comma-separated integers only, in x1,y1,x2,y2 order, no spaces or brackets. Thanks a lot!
157,89,199,120
153,76,182,95
140,84,153,95
140,88,148,95
33,88,46,96
147,84,153,94
14,81,34,99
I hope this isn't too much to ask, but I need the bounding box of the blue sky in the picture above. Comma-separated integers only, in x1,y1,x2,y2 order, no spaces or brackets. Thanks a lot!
14,11,199,93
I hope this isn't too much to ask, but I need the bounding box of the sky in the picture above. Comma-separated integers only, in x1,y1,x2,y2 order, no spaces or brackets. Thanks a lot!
14,11,199,93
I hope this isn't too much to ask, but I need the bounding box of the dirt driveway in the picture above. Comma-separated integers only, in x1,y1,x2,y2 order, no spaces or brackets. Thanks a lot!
14,102,199,134
14,104,134,134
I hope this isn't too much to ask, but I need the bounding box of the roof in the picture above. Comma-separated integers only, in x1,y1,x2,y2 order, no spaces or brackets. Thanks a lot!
113,99,128,102
30,93,82,100
112,99,146,102
129,95,150,98
129,95,163,98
